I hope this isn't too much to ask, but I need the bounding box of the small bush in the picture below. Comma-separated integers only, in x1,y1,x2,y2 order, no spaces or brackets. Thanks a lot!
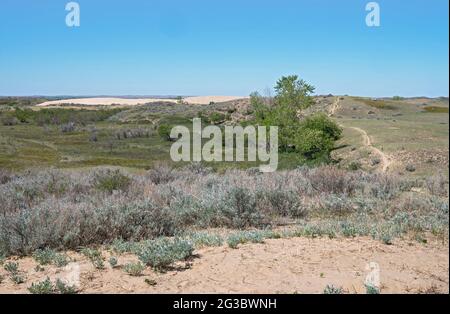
92,169,131,193
158,124,173,141
405,164,416,172
365,284,380,294
323,284,343,294
4,261,26,284
137,238,194,270
227,231,265,249
33,248,55,265
28,277,54,294
28,277,78,294
147,164,176,184
348,161,361,171
123,262,145,276
81,248,105,270
108,256,118,268
189,232,223,248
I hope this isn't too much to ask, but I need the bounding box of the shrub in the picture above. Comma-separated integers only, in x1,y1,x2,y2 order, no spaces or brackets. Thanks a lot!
123,262,145,276
158,124,173,141
227,231,265,249
147,164,176,185
137,238,194,270
1,114,19,126
81,248,105,270
295,129,334,159
257,189,305,217
28,277,54,294
108,256,118,268
323,285,343,294
0,169,12,184
348,161,361,171
92,169,131,193
32,248,69,267
28,277,78,294
189,232,223,248
60,122,76,133
301,113,342,141
405,164,416,172
4,261,25,284
222,187,265,229
365,284,380,294
425,175,448,197
209,112,226,124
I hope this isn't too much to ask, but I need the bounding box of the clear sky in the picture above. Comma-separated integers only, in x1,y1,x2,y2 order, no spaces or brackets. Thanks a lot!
0,0,448,97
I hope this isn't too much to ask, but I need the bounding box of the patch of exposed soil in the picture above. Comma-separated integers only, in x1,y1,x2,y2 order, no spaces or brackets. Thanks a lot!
0,237,447,294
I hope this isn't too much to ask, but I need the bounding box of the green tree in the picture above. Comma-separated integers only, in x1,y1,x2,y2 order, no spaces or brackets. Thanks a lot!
251,75,341,159
274,75,315,110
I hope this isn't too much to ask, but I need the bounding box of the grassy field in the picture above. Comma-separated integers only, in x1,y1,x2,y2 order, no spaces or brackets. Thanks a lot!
332,96,449,177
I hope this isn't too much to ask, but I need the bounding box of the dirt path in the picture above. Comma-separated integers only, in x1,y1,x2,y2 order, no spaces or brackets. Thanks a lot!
1,237,447,294
347,126,391,172
329,97,391,173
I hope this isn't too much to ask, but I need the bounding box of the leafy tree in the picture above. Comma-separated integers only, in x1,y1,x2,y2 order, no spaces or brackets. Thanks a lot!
274,75,315,110
251,75,341,159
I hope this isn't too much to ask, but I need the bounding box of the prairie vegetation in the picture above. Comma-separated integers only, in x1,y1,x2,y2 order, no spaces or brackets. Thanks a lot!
0,164,447,257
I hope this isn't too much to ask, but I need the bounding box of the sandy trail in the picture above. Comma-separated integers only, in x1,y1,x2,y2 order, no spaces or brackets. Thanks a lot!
348,126,391,172
0,237,447,294
329,97,391,173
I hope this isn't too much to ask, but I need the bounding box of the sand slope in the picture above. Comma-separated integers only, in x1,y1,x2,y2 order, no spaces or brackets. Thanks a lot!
1,237,447,294
35,96,248,107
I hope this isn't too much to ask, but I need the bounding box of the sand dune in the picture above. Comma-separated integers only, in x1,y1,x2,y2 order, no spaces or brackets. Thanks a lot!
36,97,177,107
35,96,248,107
183,96,248,105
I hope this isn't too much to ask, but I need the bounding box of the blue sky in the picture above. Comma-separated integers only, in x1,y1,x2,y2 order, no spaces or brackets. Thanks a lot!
0,0,448,97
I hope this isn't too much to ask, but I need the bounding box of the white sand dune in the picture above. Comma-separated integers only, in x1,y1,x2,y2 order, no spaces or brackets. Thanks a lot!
36,97,177,107
36,96,248,107
183,96,248,105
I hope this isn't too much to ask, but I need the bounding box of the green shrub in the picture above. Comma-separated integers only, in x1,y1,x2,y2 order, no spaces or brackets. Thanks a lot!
28,277,54,294
4,261,25,284
92,169,131,193
81,248,105,269
301,113,342,141
108,256,118,268
295,129,333,159
323,284,343,294
123,262,145,276
33,248,69,267
158,124,173,141
365,284,380,294
209,112,226,124
137,238,194,270
227,231,265,249
28,277,78,294
189,232,223,248
33,248,55,265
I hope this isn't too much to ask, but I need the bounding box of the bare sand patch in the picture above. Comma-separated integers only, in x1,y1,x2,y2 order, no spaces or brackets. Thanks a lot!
1,237,447,294
183,96,249,105
35,96,248,107
36,97,177,107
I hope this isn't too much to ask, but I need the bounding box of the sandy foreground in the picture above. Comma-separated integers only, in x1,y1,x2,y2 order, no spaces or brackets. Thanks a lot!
0,237,448,294
35,96,248,107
